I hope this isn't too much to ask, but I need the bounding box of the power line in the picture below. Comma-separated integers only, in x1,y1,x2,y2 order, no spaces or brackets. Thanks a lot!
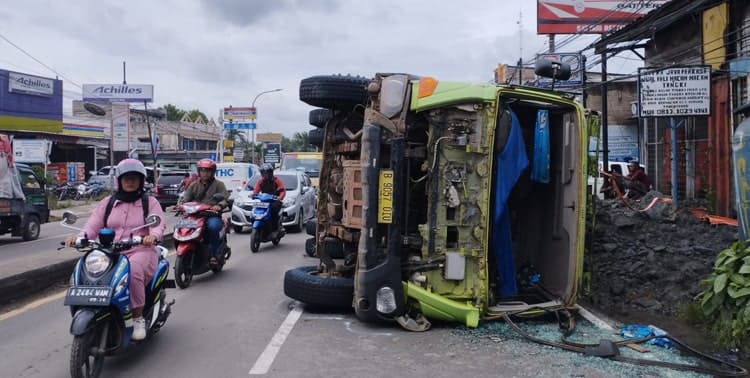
0,32,82,89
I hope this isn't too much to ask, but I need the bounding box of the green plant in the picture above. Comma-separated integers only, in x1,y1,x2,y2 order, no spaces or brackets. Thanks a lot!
697,241,750,348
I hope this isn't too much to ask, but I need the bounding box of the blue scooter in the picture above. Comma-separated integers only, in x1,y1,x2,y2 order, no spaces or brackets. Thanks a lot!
60,211,174,378
249,192,285,252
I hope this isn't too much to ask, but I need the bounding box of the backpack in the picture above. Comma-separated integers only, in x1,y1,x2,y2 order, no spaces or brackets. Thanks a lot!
103,193,150,228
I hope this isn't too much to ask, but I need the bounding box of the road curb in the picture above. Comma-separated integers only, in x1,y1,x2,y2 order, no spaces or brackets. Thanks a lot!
0,234,174,307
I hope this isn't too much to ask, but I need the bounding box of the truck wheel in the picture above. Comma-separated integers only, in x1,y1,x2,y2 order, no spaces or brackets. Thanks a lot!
284,266,353,309
22,215,40,241
299,75,370,110
305,237,316,257
308,129,324,148
309,108,333,128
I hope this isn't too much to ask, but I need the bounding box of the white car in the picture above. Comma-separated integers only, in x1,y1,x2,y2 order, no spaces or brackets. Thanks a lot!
230,170,316,233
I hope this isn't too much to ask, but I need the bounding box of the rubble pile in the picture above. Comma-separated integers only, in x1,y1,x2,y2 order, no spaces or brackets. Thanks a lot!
584,192,738,317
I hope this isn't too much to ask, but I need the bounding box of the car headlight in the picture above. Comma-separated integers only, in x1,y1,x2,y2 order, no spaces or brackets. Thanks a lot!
282,198,294,207
85,250,110,275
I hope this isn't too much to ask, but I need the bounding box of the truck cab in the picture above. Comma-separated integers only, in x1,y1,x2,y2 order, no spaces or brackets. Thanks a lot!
0,163,49,241
286,68,588,330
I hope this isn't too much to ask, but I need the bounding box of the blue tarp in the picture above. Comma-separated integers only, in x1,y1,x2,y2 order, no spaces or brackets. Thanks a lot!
493,109,529,298
531,109,550,183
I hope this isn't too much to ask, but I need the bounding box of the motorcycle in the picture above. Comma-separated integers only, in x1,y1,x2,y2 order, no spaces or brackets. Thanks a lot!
172,193,231,289
60,211,174,378
249,192,286,253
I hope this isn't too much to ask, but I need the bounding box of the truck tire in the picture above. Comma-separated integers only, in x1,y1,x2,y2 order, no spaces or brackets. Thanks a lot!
284,266,353,309
309,108,333,128
299,75,370,110
22,215,40,241
308,129,324,148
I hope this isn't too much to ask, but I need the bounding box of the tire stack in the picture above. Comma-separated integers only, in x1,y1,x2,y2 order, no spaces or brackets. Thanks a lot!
285,74,370,309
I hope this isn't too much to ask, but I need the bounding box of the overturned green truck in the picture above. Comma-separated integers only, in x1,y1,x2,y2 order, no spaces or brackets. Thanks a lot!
286,68,589,331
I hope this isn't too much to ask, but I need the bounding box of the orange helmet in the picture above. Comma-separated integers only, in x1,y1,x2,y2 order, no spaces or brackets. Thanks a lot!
197,158,216,171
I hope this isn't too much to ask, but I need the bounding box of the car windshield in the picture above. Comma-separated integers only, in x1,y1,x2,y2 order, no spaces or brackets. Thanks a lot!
280,158,320,177
158,174,185,186
244,176,261,191
277,174,298,190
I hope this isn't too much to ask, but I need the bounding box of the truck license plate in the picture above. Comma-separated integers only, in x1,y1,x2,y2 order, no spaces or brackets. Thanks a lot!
378,170,394,224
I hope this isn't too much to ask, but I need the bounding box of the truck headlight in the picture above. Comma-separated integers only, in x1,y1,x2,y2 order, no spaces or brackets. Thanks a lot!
376,286,397,314
85,250,110,275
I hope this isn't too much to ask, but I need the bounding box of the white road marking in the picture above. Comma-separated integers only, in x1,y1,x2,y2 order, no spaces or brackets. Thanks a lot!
0,289,66,322
576,304,616,331
249,305,303,375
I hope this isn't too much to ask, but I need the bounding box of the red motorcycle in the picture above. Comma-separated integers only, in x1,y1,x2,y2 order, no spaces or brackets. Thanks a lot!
173,197,231,289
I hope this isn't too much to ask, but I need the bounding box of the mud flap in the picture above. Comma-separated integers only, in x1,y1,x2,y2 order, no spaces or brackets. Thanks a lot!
70,308,104,336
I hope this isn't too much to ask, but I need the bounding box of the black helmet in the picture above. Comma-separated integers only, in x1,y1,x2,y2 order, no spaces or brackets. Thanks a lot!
261,163,274,178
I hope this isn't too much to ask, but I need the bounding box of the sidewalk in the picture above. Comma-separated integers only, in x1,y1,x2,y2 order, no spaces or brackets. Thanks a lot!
1,202,175,306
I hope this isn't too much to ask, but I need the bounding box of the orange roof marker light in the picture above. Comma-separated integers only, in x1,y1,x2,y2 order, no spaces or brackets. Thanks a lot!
417,77,439,98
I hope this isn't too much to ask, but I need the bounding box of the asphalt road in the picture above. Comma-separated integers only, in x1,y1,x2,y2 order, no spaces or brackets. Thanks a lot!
0,230,711,378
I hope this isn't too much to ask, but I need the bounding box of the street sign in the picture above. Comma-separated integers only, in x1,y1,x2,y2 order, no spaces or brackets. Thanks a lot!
223,107,257,121
638,66,711,117
262,143,282,164
233,150,245,161
223,122,255,130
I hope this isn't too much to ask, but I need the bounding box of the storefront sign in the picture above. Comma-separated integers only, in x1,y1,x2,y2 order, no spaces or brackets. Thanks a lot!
12,139,50,163
82,84,154,103
8,72,54,96
537,0,669,34
639,66,711,117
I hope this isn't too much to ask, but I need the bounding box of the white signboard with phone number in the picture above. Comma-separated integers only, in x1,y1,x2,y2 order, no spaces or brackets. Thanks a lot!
638,66,711,117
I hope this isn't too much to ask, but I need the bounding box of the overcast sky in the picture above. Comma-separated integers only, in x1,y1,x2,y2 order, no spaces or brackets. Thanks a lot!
0,0,643,137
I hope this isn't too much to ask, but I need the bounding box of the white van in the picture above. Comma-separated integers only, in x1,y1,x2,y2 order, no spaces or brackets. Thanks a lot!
214,163,261,201
588,161,647,199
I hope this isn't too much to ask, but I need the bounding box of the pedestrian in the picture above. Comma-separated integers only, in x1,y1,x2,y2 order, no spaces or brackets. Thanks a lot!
624,160,651,200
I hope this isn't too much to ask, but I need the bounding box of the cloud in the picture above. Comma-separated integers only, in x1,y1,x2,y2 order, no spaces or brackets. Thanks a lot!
1,0,616,137
200,0,339,27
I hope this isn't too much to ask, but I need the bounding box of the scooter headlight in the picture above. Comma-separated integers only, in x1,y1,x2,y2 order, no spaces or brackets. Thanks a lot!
376,286,398,314
85,250,110,275
183,204,200,214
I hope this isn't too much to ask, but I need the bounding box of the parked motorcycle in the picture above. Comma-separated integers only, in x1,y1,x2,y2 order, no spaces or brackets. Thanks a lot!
60,211,174,378
172,193,231,289
249,192,285,253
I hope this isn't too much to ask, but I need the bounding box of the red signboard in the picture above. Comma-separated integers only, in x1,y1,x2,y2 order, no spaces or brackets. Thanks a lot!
537,0,670,35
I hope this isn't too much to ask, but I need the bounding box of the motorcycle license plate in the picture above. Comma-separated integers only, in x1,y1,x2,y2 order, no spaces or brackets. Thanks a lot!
64,286,113,306
251,202,269,209
176,220,200,228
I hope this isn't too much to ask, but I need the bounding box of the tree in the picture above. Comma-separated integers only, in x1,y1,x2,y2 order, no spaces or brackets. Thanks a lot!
187,109,209,124
162,104,208,123
164,104,185,121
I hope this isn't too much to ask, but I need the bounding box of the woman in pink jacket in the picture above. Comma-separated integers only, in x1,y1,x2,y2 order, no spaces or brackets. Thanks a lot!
66,159,165,340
